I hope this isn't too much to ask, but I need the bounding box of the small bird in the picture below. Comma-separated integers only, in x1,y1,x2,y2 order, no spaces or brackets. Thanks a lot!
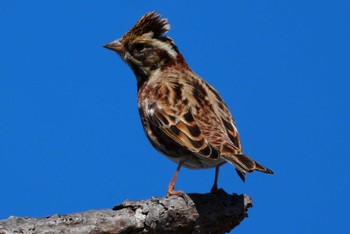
104,11,273,196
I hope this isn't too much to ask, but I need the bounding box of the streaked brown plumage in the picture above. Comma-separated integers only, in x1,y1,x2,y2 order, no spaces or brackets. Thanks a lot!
104,11,273,196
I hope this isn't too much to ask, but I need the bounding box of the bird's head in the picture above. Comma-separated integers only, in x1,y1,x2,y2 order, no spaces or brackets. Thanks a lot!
104,11,188,84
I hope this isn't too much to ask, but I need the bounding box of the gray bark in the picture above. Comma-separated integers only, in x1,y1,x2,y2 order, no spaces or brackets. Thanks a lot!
0,190,252,234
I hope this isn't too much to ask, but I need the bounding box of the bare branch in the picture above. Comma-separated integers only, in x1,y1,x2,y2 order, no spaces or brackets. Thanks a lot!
0,190,252,234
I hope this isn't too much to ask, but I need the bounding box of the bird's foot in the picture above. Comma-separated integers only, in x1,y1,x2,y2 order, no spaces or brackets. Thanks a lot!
166,184,184,197
210,184,218,193
210,187,227,195
166,186,192,207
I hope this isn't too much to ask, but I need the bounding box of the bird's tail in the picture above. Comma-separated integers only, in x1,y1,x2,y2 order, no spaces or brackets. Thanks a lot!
222,150,274,182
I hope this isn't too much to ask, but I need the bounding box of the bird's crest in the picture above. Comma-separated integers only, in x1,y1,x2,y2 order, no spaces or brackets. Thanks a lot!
124,11,170,39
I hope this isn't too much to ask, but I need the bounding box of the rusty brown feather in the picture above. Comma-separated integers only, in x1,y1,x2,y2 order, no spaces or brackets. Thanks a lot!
104,11,274,196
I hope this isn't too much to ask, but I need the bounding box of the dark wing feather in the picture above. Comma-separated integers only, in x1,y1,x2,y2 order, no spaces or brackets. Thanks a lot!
194,82,274,178
205,83,242,150
148,102,220,160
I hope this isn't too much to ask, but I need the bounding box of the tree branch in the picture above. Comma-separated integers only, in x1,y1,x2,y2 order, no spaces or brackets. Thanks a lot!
0,190,252,233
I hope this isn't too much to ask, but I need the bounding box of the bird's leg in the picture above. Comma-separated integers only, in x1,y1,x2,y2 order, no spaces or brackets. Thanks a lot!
167,161,184,197
211,166,220,193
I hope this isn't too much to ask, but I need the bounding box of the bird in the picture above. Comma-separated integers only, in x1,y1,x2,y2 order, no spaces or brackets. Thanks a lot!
104,11,274,197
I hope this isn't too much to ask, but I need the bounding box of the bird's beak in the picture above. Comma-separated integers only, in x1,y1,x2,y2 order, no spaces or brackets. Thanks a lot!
103,39,123,53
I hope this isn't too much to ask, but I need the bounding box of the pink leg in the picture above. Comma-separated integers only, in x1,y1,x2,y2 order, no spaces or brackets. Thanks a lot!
167,161,184,197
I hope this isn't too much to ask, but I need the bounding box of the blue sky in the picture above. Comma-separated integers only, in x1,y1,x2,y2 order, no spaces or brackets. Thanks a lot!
1,1,349,233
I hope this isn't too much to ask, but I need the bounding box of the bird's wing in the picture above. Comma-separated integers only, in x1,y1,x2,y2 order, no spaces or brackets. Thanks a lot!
187,81,243,152
212,90,242,150
193,82,274,177
147,100,221,160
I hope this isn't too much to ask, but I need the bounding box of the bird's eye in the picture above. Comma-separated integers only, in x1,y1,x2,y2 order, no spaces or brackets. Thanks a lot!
134,43,145,52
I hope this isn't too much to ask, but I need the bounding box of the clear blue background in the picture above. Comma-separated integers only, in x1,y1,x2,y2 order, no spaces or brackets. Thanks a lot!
1,1,349,233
